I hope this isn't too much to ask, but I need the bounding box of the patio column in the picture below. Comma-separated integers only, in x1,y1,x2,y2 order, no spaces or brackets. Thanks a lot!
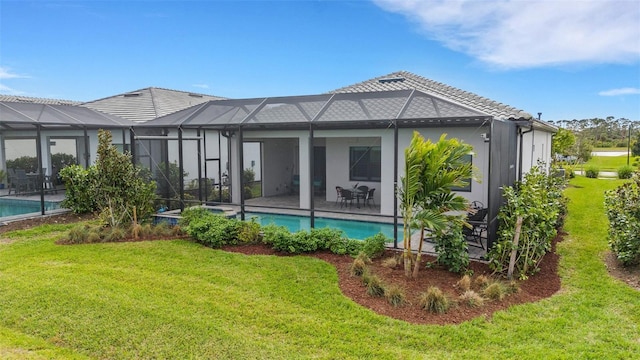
229,130,243,205
298,135,311,209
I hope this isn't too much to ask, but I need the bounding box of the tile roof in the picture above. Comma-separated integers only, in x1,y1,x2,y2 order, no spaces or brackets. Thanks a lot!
0,95,80,106
331,71,532,120
81,87,226,123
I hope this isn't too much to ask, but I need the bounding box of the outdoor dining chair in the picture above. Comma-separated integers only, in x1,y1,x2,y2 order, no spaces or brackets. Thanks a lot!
365,188,376,208
335,186,344,205
464,207,488,250
12,169,35,194
340,188,355,208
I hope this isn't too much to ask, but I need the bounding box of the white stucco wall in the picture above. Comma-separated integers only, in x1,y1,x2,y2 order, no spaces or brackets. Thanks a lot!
520,128,554,175
397,127,491,212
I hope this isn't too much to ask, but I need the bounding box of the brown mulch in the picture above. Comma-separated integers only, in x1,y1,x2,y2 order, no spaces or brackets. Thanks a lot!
604,252,640,291
3,213,635,324
223,238,562,325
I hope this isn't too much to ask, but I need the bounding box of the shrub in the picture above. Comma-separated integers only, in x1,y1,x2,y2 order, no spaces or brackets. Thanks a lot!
419,286,451,314
474,275,490,290
311,228,345,250
60,165,99,214
381,256,399,269
585,165,599,178
488,165,566,279
434,222,469,274
483,281,508,301
105,226,127,242
456,274,472,292
617,165,635,179
365,275,385,297
384,285,407,307
361,233,388,259
237,219,262,244
350,258,367,277
261,224,289,246
459,290,484,308
325,233,362,256
60,130,157,226
185,213,240,248
605,171,640,266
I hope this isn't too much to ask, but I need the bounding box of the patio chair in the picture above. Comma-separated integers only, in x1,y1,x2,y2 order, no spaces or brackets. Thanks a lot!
463,207,488,250
365,188,376,208
340,189,355,208
335,186,344,205
12,169,35,195
356,185,369,207
6,168,17,195
42,168,57,194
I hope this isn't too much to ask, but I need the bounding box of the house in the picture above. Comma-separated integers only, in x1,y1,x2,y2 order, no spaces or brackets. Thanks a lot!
0,71,556,249
133,71,557,249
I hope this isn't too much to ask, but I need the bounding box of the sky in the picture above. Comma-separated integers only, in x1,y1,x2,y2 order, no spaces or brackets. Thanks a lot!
0,0,639,122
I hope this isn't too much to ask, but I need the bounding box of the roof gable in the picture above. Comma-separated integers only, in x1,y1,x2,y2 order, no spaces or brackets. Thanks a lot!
331,71,532,120
81,87,226,122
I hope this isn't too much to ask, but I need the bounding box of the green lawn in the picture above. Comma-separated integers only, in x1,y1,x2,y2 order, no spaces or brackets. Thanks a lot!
583,154,636,172
1,177,639,359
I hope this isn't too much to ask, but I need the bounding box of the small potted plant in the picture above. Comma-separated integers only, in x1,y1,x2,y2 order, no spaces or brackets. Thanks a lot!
0,169,6,189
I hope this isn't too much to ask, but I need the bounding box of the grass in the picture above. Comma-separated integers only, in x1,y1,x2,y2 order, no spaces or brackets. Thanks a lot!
582,155,635,172
1,177,639,359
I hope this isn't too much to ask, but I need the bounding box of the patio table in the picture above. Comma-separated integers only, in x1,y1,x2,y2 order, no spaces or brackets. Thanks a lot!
350,186,366,208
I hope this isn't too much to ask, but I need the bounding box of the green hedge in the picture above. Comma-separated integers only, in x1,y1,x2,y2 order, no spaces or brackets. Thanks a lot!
605,171,640,266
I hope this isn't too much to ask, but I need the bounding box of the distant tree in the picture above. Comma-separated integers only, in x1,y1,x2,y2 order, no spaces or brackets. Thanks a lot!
6,156,37,173
552,128,576,157
632,132,640,157
51,153,77,171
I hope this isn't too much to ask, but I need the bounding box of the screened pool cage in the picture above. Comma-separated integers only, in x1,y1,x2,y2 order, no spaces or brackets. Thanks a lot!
2,90,530,249
0,101,136,218
130,89,524,249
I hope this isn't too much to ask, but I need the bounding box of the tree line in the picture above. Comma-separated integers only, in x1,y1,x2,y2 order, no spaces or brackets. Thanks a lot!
549,117,640,161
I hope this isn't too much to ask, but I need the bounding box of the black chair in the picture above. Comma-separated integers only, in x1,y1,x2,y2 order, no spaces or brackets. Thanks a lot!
356,186,369,207
340,189,355,208
464,207,488,249
12,169,34,194
365,188,376,208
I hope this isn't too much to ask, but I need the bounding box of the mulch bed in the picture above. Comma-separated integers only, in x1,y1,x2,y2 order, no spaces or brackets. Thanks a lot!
223,238,562,325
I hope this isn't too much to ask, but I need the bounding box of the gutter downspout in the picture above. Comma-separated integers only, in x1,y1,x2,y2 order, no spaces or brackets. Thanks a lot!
518,120,535,181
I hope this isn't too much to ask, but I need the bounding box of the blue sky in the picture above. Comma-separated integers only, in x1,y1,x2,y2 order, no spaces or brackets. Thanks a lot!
1,0,639,121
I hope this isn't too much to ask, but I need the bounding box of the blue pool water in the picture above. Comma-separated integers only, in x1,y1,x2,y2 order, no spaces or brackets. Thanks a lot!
244,212,402,241
0,198,61,218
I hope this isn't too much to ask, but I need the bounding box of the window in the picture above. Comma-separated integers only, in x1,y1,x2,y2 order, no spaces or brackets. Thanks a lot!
451,154,472,192
349,146,381,181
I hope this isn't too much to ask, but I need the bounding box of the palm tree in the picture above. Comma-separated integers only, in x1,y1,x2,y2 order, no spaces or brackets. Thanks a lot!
398,132,475,278
398,132,426,277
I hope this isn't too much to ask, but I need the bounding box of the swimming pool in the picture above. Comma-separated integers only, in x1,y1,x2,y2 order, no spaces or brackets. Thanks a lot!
244,212,402,241
0,198,61,219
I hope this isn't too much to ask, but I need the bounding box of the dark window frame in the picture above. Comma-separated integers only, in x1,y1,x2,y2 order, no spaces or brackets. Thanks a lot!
349,146,381,182
451,154,472,192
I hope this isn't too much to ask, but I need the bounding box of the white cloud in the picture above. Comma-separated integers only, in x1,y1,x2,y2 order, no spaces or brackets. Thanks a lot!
0,66,29,79
0,83,23,94
599,87,640,96
373,0,640,68
192,84,210,89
